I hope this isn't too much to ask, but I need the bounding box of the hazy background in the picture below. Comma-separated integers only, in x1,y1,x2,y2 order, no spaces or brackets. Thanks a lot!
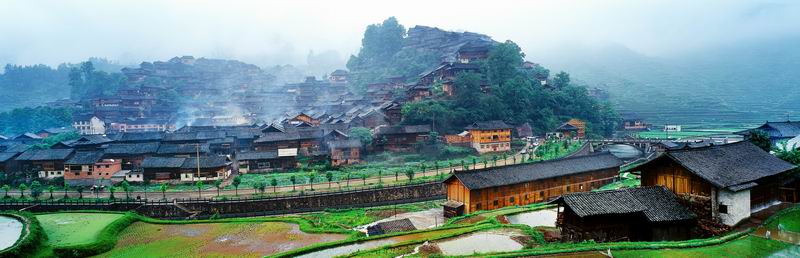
2,0,800,128
2,0,798,67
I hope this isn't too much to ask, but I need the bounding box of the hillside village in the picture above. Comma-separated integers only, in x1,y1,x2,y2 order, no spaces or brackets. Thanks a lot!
2,17,800,258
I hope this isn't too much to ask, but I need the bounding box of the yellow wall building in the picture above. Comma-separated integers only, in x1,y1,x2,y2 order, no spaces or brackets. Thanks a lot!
465,120,513,153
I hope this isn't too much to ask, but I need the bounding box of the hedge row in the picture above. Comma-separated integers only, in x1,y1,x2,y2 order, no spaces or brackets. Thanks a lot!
0,211,47,258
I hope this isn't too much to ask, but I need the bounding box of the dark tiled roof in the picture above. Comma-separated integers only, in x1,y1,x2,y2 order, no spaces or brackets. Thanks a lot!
65,135,113,146
157,143,210,155
254,129,324,143
16,149,74,161
465,120,512,130
760,121,800,138
237,151,278,160
162,131,226,142
104,142,161,155
327,139,362,149
631,141,796,189
110,132,164,142
554,186,696,223
181,156,228,169
0,152,20,162
374,125,431,135
38,127,74,134
449,152,622,190
556,123,579,131
368,218,417,235
65,151,105,164
141,157,185,168
14,133,42,140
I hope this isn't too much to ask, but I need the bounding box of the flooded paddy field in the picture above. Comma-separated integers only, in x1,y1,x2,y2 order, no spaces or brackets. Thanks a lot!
434,228,526,256
0,215,23,250
296,227,469,258
505,208,558,228
96,221,346,258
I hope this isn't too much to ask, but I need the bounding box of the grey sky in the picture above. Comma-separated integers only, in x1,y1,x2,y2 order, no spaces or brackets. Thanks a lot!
1,0,798,67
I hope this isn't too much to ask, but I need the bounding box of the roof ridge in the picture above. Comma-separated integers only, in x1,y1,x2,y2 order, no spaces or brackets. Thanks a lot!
454,150,615,175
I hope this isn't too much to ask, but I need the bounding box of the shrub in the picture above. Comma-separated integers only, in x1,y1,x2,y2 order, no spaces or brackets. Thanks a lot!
0,211,48,258
51,213,138,258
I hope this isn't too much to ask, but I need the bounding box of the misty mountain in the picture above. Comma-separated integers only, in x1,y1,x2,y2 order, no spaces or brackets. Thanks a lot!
534,37,800,128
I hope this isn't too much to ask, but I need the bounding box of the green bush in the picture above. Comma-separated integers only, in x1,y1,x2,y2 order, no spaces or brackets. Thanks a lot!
0,211,48,258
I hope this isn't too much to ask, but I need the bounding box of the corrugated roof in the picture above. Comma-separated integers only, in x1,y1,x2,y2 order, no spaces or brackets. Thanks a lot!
448,152,622,190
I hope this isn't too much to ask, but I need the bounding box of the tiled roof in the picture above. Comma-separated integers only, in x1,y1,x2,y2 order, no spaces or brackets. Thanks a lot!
104,142,161,155
448,152,622,190
16,149,74,161
630,141,796,189
553,186,696,223
65,151,105,165
465,120,513,130
237,151,278,160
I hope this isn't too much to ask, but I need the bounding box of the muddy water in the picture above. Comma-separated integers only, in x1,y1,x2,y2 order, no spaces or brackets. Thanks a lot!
98,221,346,257
355,208,446,233
0,216,23,250
435,229,524,256
297,227,466,258
506,209,558,227
753,227,800,245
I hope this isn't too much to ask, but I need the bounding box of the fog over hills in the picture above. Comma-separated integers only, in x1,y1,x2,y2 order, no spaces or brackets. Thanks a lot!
533,37,800,128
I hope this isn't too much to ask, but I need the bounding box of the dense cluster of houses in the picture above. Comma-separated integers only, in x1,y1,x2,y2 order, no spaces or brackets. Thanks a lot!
443,134,798,243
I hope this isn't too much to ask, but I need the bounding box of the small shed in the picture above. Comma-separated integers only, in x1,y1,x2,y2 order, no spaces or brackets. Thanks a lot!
366,218,417,236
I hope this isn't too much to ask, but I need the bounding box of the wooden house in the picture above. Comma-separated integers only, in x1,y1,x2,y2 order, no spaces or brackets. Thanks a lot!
566,119,586,138
237,151,296,173
329,69,349,83
621,113,651,131
140,156,230,182
11,133,42,145
62,135,114,151
103,142,161,170
442,152,622,217
552,186,696,242
327,139,362,166
554,123,579,139
737,121,800,147
465,121,513,154
15,149,74,178
156,143,210,158
630,141,797,226
373,125,431,152
36,127,73,138
0,152,21,172
64,151,122,186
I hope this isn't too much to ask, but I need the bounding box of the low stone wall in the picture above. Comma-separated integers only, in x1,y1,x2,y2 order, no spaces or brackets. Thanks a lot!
0,182,446,219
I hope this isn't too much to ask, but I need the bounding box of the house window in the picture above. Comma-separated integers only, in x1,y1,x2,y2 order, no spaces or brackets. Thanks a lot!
566,186,571,192
719,204,728,214
476,203,482,210
539,191,544,199
87,172,92,176
509,196,515,203
579,185,584,190
493,199,499,206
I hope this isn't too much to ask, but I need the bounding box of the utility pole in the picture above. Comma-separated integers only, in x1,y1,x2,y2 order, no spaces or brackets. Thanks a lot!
196,143,201,181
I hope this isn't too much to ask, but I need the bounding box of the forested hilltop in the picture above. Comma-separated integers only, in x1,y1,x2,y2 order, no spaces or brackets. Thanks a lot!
535,38,800,129
347,17,619,136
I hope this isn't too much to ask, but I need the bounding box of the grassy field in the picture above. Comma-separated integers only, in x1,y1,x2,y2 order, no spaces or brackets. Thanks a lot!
767,208,800,233
615,236,795,258
36,213,125,247
598,172,640,191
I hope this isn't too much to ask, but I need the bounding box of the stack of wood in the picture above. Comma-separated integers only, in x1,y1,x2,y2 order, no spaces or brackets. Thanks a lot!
677,193,731,237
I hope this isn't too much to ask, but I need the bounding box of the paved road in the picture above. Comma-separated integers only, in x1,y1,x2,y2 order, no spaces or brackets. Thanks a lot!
5,144,536,201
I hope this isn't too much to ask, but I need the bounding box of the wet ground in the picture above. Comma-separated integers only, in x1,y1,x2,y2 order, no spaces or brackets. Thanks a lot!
434,228,526,256
354,208,445,233
97,221,346,257
505,208,558,228
296,227,467,258
0,216,22,250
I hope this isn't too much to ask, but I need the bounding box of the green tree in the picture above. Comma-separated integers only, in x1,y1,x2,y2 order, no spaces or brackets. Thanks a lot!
405,169,415,182
47,185,55,199
290,175,297,191
121,180,131,200
232,176,242,196
18,183,27,198
749,130,772,152
195,181,204,198
347,17,406,71
308,172,316,190
159,183,168,200
76,185,84,199
2,184,10,198
63,182,70,199
326,172,334,188
775,144,800,165
552,71,571,89
484,40,525,85
109,186,116,200
361,173,368,186
213,179,223,197
30,181,42,199
270,178,278,193
349,127,373,147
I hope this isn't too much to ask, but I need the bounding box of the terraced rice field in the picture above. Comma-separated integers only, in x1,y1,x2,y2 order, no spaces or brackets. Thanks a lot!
96,221,347,258
614,236,797,258
36,213,124,247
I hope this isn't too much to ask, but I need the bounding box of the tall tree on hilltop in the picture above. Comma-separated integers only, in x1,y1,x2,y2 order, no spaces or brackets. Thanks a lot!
347,17,406,71
484,41,524,85
552,71,571,89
